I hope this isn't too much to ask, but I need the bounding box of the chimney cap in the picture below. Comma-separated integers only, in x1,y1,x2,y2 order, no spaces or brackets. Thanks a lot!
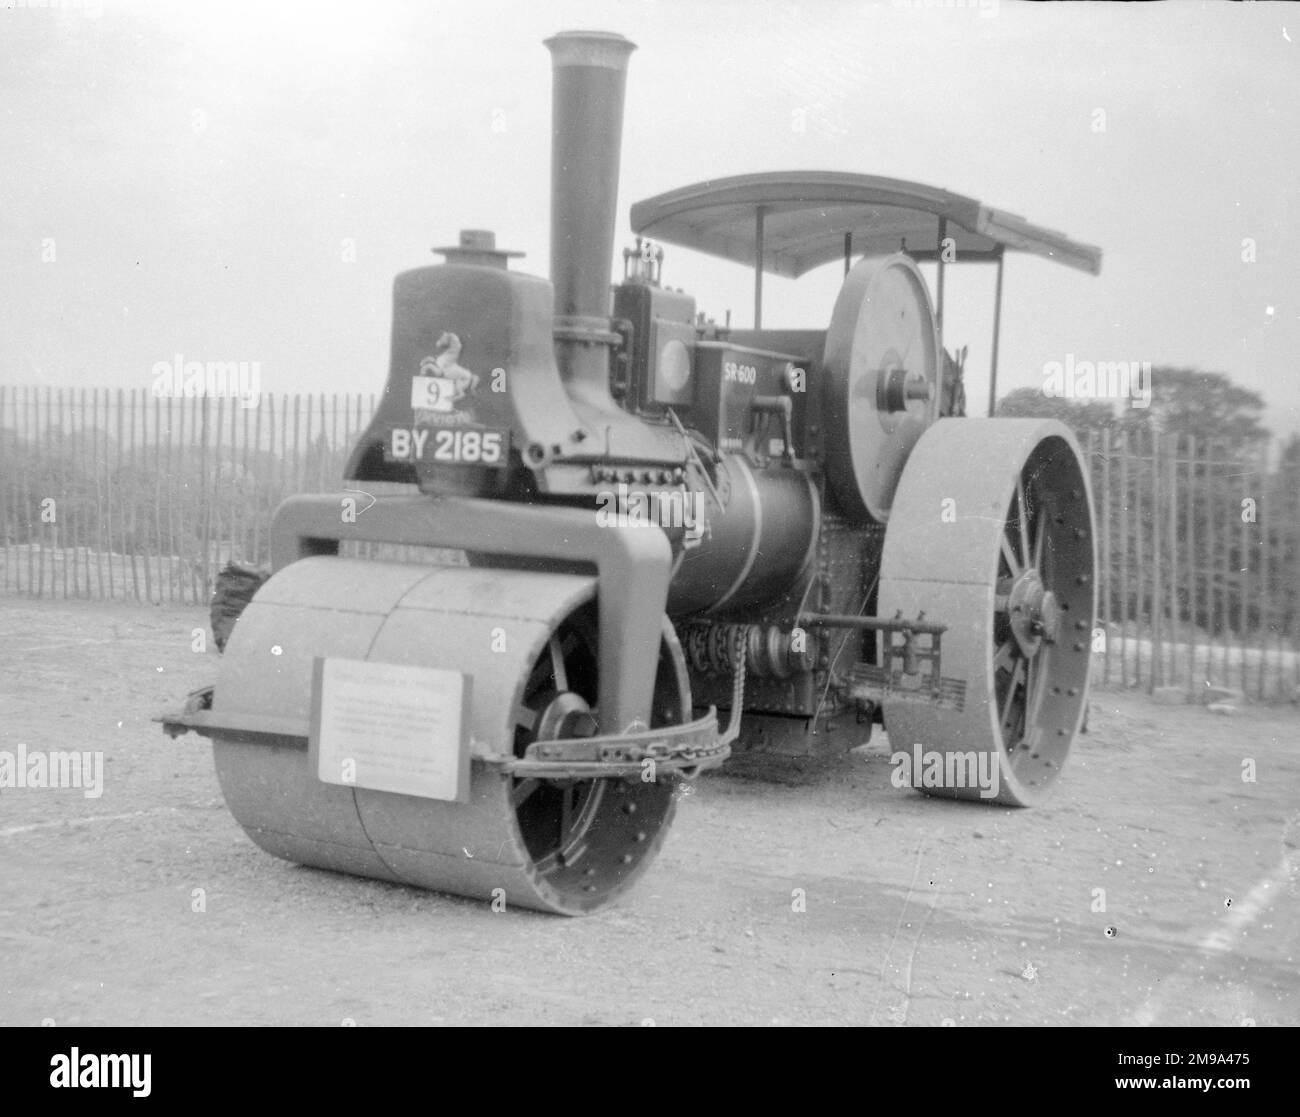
544,30,636,69
433,229,524,268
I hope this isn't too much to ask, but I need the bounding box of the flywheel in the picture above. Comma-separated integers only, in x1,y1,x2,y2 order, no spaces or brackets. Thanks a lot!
877,418,1096,806
822,253,940,523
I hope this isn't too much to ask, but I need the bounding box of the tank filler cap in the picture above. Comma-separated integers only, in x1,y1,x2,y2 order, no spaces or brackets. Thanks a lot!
433,229,524,269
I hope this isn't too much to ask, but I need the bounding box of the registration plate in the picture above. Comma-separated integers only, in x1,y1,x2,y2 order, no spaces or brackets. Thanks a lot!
384,425,510,467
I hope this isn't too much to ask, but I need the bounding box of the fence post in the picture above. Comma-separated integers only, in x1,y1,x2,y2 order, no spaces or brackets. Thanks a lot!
1165,431,1178,686
279,391,289,514
1201,436,1211,691
252,391,264,566
239,395,250,562
1151,427,1163,689
292,394,302,494
127,388,143,602
153,392,163,604
27,387,38,596
1257,472,1269,699
1238,447,1249,695
57,387,68,599
330,391,340,485
1184,434,1198,700
1134,427,1146,689
34,387,46,597
1118,427,1129,687
0,385,8,594
69,388,81,599
166,392,177,603
1099,426,1111,687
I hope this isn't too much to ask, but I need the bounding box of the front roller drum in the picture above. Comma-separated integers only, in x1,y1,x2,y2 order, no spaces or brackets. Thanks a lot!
211,557,690,915
878,419,1096,806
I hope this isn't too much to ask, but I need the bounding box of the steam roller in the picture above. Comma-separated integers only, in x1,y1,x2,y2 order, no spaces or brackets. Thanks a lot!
160,29,1104,911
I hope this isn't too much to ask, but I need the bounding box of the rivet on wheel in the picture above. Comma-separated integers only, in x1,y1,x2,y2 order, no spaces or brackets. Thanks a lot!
635,831,648,842
1075,575,1090,585
1074,528,1087,539
1057,728,1068,736
1068,687,1080,696
585,867,597,876
584,884,597,893
621,853,633,865
1073,643,1085,652
624,801,638,815
1075,620,1088,630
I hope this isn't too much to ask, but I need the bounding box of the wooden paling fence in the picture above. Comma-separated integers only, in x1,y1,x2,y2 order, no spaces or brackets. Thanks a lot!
3,386,1299,701
1081,427,1299,703
0,385,378,606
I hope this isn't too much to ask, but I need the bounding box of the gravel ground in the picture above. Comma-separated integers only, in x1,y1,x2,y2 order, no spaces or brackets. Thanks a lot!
1,596,1297,1026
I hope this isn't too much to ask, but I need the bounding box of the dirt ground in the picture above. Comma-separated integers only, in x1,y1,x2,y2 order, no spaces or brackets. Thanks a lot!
1,596,1297,1027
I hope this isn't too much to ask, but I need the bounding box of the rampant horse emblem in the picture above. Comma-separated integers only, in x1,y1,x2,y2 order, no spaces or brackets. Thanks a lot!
412,332,480,424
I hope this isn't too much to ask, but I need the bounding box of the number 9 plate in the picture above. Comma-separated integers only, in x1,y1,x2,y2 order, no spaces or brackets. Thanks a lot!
384,426,510,468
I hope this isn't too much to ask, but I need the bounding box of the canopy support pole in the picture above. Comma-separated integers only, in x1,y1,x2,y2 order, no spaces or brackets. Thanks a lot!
754,206,766,328
987,248,1005,416
935,217,947,351
844,232,852,276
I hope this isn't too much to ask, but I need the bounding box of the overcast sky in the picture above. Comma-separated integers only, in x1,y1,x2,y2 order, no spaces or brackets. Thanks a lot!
2,0,1296,441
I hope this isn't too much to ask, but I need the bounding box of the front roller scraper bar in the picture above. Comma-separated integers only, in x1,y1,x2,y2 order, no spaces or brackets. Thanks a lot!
163,698,729,780
163,557,722,916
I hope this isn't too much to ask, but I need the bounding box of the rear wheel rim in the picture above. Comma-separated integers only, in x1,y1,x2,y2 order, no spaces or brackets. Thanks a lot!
878,421,1096,805
991,440,1093,786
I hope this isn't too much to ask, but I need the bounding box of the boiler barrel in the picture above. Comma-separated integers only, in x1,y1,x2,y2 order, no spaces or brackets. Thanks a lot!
668,455,819,617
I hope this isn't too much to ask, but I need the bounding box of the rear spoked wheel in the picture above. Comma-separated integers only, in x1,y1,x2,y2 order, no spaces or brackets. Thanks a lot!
879,419,1096,805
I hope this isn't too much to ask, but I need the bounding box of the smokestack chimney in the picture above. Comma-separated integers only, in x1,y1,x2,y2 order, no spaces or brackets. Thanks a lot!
544,31,636,398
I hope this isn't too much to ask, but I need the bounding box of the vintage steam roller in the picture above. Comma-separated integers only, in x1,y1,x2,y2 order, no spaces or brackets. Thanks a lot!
160,31,1103,913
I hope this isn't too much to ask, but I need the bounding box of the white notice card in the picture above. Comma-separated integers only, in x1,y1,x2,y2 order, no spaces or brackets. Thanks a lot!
312,658,471,802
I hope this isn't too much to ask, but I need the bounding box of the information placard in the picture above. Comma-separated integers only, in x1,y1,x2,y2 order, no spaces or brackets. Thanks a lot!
310,658,471,802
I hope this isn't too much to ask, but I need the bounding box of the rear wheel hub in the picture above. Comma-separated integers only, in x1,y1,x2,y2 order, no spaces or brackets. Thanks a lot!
1004,568,1060,656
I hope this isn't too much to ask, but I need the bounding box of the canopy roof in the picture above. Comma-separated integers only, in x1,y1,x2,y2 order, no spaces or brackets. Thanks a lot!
628,171,1102,278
